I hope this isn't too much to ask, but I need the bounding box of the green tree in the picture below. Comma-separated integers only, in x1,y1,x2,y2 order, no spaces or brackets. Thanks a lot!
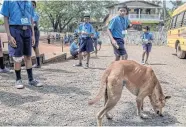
37,1,116,32
170,0,184,10
0,19,4,25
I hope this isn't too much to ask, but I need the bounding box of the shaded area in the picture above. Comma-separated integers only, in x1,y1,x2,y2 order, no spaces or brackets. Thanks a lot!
27,85,91,96
0,91,41,107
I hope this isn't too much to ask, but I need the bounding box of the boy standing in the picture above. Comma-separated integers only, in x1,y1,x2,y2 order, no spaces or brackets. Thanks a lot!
74,15,94,69
107,5,132,61
1,1,42,89
32,1,41,68
141,26,153,65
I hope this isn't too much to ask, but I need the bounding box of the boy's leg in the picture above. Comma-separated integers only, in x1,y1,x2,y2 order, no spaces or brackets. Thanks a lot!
142,51,146,64
145,52,149,64
145,44,152,64
142,44,147,64
0,46,13,73
33,47,41,68
0,46,5,70
74,39,86,66
23,29,42,87
24,56,33,80
121,54,128,60
84,38,94,69
94,39,98,57
33,31,41,68
78,52,83,64
115,55,120,61
7,27,25,88
86,52,90,65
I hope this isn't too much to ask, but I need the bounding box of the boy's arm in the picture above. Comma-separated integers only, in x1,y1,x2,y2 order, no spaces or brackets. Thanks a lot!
31,18,35,46
4,17,17,47
107,19,117,45
107,29,117,46
31,7,35,46
150,34,154,43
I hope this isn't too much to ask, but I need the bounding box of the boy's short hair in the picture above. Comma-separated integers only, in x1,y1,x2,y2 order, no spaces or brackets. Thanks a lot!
143,26,150,31
84,14,90,18
32,1,36,7
118,5,129,14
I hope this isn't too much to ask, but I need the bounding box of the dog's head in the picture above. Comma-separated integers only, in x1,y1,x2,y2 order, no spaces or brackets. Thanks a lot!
151,95,171,116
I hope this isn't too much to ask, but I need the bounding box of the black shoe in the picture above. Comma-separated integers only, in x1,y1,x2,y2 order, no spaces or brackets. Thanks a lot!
83,63,89,69
29,79,43,87
33,64,41,68
73,63,82,67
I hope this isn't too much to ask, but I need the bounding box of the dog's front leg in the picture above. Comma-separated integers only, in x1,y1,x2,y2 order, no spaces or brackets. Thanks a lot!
136,96,148,119
141,102,144,111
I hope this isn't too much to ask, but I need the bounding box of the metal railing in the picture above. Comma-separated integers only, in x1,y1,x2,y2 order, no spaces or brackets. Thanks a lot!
129,14,160,20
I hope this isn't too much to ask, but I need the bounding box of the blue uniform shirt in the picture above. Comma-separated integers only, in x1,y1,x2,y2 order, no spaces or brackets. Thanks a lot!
108,16,130,39
70,42,78,52
33,11,39,22
141,32,153,41
0,1,34,25
78,23,94,38
93,30,100,39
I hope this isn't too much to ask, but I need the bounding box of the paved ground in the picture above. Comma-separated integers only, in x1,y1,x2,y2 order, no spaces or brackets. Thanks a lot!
0,44,186,126
0,33,70,60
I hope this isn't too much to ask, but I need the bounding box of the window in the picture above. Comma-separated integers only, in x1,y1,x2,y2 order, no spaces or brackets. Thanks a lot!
176,12,184,28
171,15,178,29
183,11,186,26
169,18,173,29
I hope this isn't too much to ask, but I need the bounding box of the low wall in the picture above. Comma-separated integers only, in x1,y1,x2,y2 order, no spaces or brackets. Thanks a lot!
99,30,167,45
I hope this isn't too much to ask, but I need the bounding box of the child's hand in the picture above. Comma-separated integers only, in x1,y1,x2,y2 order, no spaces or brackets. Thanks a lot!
8,35,17,48
81,31,88,35
111,39,119,49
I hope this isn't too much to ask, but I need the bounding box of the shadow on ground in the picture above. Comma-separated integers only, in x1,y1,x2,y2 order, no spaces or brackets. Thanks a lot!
27,85,91,96
89,67,106,71
0,91,41,107
39,68,76,74
103,102,178,126
150,63,167,65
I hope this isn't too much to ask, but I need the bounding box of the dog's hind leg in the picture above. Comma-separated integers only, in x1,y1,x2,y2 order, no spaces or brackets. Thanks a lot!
97,78,123,126
104,87,113,120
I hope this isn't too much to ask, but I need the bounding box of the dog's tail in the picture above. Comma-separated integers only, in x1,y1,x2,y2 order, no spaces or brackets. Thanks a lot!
88,64,113,105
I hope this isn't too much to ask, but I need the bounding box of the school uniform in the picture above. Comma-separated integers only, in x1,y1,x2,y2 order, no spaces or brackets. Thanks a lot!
141,32,153,53
0,1,34,57
33,11,40,48
93,30,100,48
108,16,130,56
78,22,94,53
70,42,79,57
1,1,42,88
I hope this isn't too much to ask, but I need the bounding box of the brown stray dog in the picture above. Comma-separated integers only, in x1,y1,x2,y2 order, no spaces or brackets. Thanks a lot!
88,60,171,126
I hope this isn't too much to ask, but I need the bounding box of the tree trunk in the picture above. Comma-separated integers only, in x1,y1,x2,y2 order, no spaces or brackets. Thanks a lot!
59,17,74,32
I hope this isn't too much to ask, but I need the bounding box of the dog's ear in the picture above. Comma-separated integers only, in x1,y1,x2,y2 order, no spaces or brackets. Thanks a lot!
165,96,171,100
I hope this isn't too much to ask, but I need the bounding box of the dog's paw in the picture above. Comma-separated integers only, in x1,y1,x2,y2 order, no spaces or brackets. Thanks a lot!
106,113,113,120
140,113,149,119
